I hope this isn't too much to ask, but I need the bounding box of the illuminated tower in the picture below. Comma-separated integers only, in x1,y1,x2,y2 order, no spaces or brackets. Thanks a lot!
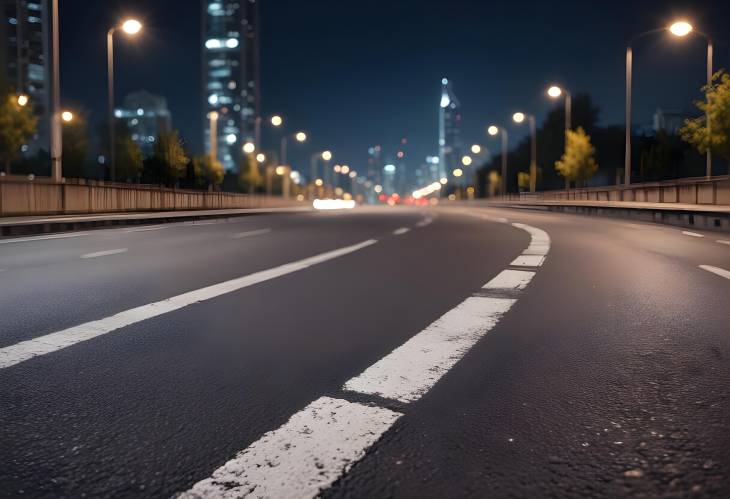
202,0,260,171
438,78,463,185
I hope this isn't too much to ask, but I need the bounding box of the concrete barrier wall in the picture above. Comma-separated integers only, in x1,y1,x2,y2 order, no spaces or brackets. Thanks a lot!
0,179,300,216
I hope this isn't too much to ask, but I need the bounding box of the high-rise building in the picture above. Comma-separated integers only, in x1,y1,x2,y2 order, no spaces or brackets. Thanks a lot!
202,0,260,171
0,0,50,152
438,78,463,186
114,90,172,156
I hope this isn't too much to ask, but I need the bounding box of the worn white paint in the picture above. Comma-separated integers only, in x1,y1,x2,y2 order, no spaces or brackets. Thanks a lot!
344,296,516,403
180,397,401,499
482,269,535,291
699,265,730,280
80,248,128,259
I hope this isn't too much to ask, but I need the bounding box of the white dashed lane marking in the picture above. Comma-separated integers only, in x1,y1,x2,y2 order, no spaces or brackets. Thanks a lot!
682,231,704,238
80,248,128,259
393,227,410,235
231,228,272,239
0,239,377,370
717,240,730,246
181,397,401,499
699,265,730,280
343,296,516,403
0,232,92,245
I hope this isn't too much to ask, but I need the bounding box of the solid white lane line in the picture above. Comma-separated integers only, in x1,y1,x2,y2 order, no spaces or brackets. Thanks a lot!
344,296,516,403
124,225,170,233
717,240,730,246
482,269,535,291
512,222,550,245
80,248,128,259
181,397,401,499
0,239,377,370
393,227,410,235
682,231,704,238
231,228,272,239
699,265,730,280
510,255,546,267
0,232,92,245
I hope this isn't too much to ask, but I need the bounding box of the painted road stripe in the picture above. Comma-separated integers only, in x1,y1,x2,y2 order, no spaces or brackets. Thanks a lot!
482,269,535,291
0,239,377,370
124,225,170,233
180,397,401,499
682,231,704,238
393,227,410,235
699,265,730,280
231,228,272,239
510,254,546,267
80,248,128,259
416,219,433,228
344,296,516,403
0,232,92,245
717,240,730,246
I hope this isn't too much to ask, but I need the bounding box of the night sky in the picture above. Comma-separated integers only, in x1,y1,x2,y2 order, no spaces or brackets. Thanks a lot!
59,0,730,174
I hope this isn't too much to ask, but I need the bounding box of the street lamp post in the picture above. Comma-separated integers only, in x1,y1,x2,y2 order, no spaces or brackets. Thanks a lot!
625,21,712,185
547,85,572,189
50,0,61,182
280,131,306,169
488,125,508,197
513,112,537,193
107,19,142,182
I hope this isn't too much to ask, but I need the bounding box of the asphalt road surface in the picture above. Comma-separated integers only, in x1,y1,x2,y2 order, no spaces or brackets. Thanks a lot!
1,205,729,498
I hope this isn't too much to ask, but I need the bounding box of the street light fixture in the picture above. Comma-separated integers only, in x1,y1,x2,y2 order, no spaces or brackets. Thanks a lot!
243,141,256,154
321,150,332,161
470,144,481,154
487,124,509,197
271,115,283,127
108,18,143,182
61,111,74,123
17,94,29,107
547,84,572,130
625,20,713,184
513,111,537,193
453,168,463,178
461,156,472,166
295,131,307,142
256,153,266,163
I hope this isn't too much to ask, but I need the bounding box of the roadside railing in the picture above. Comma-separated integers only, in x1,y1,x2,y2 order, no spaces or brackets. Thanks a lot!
0,175,301,216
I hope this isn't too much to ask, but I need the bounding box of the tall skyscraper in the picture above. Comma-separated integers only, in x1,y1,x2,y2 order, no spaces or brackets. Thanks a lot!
0,0,50,152
115,90,172,157
438,78,463,186
202,0,260,171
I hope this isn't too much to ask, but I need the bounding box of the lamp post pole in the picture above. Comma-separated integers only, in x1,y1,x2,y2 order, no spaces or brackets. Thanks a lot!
625,46,633,186
107,28,117,182
706,39,713,178
529,115,537,193
50,0,62,183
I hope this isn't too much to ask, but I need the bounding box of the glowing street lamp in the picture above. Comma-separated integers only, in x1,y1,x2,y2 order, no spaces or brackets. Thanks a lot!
487,124,508,196
453,168,463,177
513,111,537,193
270,115,283,127
470,144,481,154
461,156,472,166
625,19,713,183
321,150,332,161
243,141,256,154
108,18,143,181
17,94,29,107
61,111,74,123
547,85,572,130
256,153,266,163
295,131,307,142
